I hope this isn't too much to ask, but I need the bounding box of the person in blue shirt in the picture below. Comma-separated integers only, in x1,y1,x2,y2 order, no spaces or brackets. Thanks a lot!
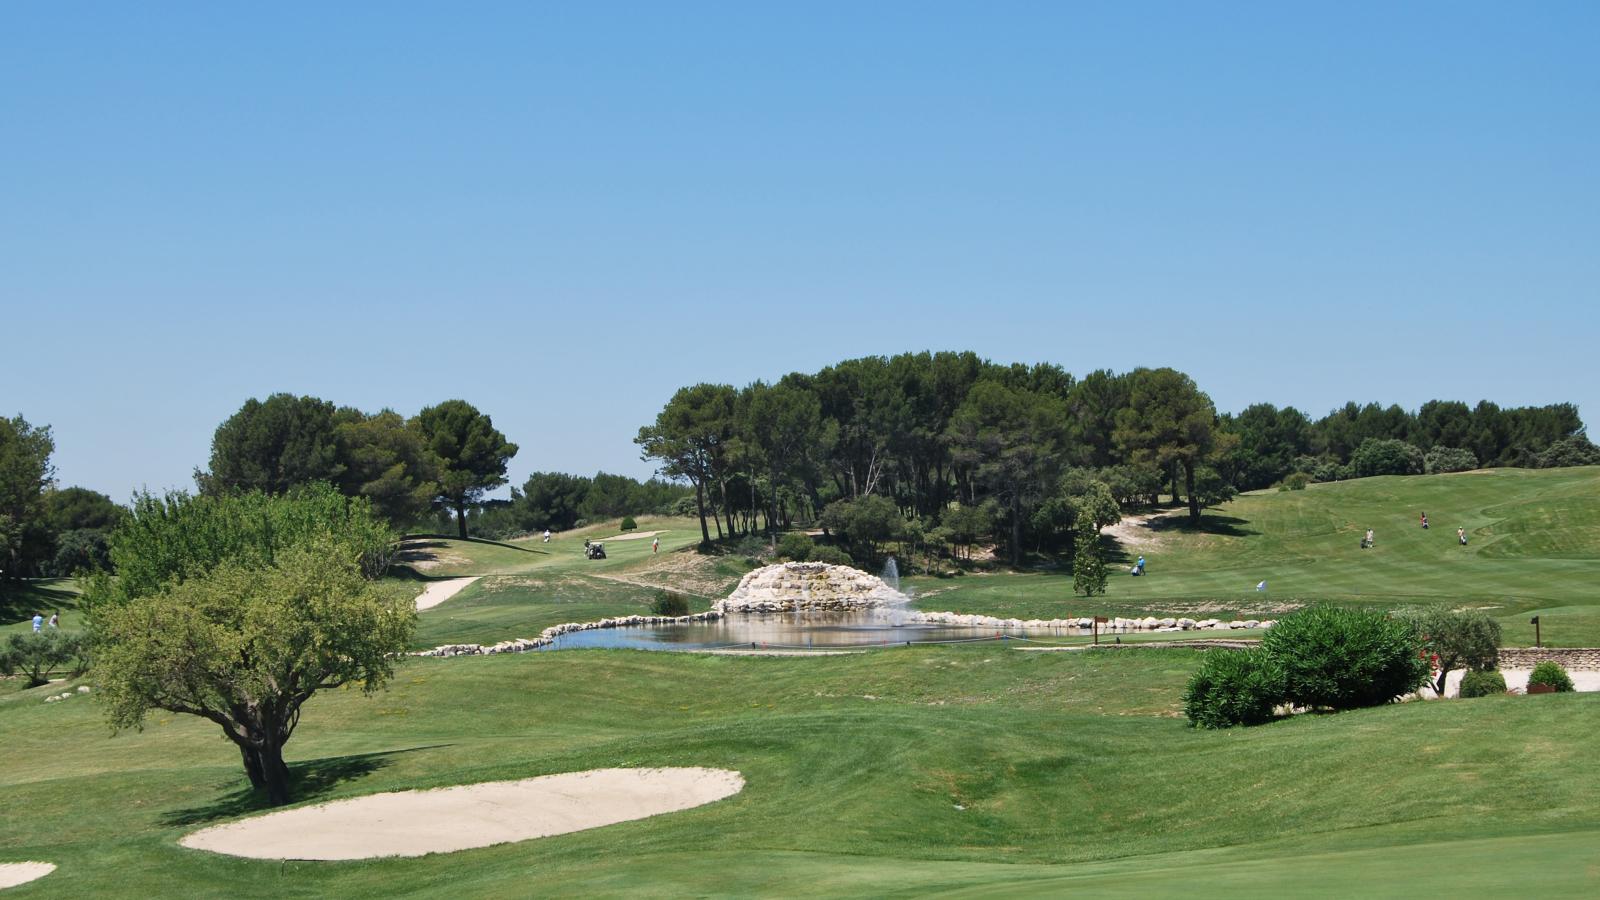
31,613,43,632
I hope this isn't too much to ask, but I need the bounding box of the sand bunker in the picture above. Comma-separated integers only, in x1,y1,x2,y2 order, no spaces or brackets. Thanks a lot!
602,529,665,541
414,576,480,611
179,767,743,860
0,862,55,890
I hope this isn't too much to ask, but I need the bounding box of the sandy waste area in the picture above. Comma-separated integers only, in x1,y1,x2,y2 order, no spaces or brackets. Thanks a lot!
414,576,480,611
180,767,744,860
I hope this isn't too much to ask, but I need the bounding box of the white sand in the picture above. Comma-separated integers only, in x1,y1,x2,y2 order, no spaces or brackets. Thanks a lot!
600,530,665,542
414,576,479,611
179,767,744,860
0,862,55,890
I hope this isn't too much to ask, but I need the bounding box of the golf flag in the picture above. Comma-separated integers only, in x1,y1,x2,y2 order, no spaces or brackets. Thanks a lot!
1256,580,1267,591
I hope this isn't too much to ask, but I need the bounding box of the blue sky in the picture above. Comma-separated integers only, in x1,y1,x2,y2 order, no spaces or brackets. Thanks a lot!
4,2,1596,501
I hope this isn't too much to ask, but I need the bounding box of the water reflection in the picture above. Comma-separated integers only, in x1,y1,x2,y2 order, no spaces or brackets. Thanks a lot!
542,610,1093,651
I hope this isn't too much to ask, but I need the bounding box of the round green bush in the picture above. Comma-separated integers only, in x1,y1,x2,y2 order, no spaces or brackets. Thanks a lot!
1183,649,1285,729
808,545,853,567
620,516,638,532
1458,670,1507,698
1278,472,1312,492
775,532,816,561
650,590,690,617
1527,660,1575,693
1261,605,1429,711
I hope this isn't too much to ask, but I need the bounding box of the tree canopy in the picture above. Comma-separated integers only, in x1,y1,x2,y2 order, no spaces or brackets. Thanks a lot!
197,393,345,495
413,400,518,539
86,482,396,611
94,537,414,805
0,414,55,580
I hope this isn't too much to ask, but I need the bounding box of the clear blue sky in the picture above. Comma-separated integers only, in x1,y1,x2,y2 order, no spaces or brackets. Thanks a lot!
4,2,1596,501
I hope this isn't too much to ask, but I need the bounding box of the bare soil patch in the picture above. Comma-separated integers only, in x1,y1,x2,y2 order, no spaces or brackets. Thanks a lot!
1103,509,1186,549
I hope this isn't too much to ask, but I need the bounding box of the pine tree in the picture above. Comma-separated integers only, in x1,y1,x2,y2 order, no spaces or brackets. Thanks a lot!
1073,517,1107,597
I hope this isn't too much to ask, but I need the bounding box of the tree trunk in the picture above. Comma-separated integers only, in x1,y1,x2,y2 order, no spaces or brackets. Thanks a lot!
1010,491,1022,566
257,740,292,806
694,480,710,545
1184,459,1200,523
455,498,469,539
240,743,266,789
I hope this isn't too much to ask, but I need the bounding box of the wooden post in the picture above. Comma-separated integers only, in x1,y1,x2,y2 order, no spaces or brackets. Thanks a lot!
1531,615,1541,648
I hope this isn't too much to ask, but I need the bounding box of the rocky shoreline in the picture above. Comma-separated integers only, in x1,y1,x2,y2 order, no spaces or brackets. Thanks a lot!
413,609,1277,658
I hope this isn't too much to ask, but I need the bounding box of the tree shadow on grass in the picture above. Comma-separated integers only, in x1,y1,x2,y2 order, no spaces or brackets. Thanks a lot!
1148,513,1258,538
160,744,453,827
0,581,81,621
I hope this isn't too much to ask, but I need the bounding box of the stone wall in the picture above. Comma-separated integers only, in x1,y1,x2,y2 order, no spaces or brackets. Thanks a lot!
1498,648,1600,670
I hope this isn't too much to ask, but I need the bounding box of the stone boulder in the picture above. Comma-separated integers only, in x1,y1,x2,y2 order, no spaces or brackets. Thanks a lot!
716,562,910,613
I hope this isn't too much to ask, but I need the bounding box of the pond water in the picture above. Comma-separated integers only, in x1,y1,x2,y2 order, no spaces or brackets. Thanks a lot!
541,610,1095,651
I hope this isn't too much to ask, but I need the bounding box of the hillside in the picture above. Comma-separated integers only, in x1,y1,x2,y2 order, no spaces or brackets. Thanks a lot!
908,467,1600,646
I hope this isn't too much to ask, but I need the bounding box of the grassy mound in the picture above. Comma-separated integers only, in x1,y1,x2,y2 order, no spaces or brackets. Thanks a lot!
3,646,1597,895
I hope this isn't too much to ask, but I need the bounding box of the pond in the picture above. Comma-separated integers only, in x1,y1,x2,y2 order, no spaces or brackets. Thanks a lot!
540,609,1095,651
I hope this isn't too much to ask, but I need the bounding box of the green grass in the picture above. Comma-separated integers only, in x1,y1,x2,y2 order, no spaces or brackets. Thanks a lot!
909,467,1600,646
2,645,1597,896
396,516,708,578
411,574,713,649
0,577,83,635
6,470,1600,895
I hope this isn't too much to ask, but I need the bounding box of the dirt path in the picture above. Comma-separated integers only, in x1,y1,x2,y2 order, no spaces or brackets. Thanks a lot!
1102,509,1185,549
414,576,480,611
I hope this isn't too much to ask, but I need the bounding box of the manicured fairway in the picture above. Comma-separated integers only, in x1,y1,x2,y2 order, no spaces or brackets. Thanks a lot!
908,467,1600,645
411,574,714,649
2,646,1597,897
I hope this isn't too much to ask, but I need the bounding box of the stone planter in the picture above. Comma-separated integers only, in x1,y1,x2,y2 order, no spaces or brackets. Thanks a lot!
1526,683,1557,695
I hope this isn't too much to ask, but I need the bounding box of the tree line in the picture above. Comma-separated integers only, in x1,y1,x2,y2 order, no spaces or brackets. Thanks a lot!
636,352,1596,564
2,394,695,582
195,393,686,541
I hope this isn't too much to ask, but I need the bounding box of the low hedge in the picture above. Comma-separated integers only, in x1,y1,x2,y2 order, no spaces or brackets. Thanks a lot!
1459,670,1507,698
1183,649,1285,729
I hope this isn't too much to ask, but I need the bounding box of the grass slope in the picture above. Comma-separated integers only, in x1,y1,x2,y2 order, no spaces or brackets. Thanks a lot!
908,467,1600,645
2,646,1597,896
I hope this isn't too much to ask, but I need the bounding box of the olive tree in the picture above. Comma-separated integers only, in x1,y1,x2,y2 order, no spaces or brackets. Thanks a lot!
94,538,414,805
1394,606,1501,697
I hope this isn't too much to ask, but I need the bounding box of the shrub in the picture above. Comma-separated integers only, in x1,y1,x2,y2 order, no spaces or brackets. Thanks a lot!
0,630,81,687
1261,605,1429,710
1350,438,1425,478
620,516,637,531
1534,436,1600,468
1183,649,1285,728
1459,670,1507,698
776,532,816,561
809,545,853,567
650,590,690,617
732,535,769,561
1311,461,1352,483
1527,660,1575,693
1423,446,1479,475
1279,472,1312,492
